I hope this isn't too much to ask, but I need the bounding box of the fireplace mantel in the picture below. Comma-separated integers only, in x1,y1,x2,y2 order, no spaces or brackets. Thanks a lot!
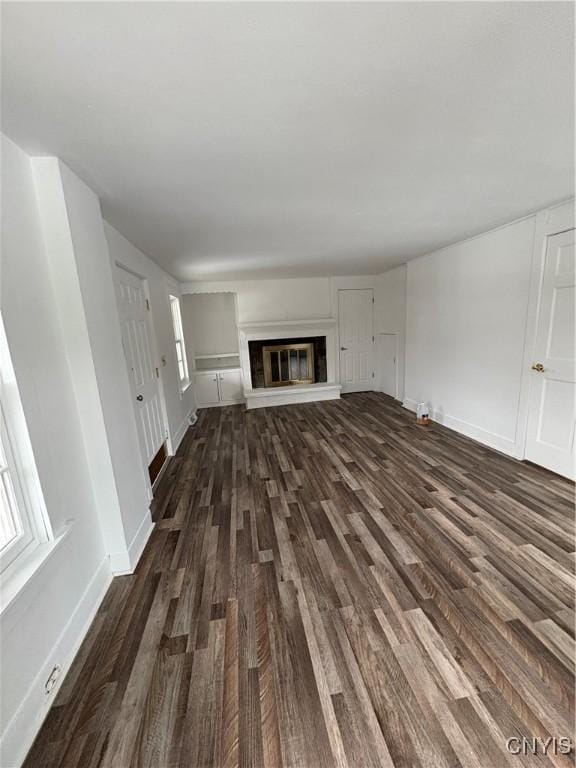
238,317,341,408
237,317,337,334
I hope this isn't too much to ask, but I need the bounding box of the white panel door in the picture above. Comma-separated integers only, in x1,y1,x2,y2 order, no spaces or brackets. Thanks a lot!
193,373,221,406
525,229,575,479
116,267,165,472
378,333,397,398
219,369,243,403
338,289,374,393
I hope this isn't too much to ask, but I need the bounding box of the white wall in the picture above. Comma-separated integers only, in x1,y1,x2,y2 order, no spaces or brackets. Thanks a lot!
182,277,332,323
185,275,414,395
0,130,568,768
404,217,536,455
0,138,192,766
1,135,112,766
182,292,239,358
185,275,408,392
60,165,152,557
375,265,407,401
33,158,151,570
179,217,561,463
104,223,196,451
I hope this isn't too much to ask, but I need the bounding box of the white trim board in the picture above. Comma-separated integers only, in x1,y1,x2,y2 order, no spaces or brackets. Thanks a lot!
245,383,341,410
196,400,244,410
127,517,154,572
376,332,400,400
0,524,72,626
237,317,336,332
171,409,197,455
109,512,154,575
402,398,517,457
0,557,112,768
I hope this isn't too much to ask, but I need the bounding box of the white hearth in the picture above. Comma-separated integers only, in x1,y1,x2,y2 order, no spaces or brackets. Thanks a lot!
238,318,341,409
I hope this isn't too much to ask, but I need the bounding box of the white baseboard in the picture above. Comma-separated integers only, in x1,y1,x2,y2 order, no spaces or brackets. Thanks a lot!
171,409,196,454
110,512,154,575
128,515,154,571
108,548,131,573
402,398,517,457
0,557,112,768
196,399,245,409
402,398,419,415
152,410,197,493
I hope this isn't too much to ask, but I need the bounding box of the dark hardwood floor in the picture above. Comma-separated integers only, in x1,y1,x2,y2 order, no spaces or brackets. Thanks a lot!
24,393,575,768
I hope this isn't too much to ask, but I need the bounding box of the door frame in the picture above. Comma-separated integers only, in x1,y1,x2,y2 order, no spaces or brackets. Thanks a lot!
331,276,376,388
515,201,575,462
115,261,171,495
377,332,399,399
337,287,375,392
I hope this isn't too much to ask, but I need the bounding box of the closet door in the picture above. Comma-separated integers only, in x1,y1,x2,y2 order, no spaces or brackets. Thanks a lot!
338,289,374,393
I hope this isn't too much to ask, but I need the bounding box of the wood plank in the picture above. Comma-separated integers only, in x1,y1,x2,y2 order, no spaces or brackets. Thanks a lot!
23,393,575,768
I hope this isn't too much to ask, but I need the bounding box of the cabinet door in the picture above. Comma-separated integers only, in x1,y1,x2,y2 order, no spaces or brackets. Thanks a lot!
218,370,243,403
193,373,220,406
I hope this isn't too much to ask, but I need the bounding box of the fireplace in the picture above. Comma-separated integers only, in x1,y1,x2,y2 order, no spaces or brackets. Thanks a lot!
263,342,314,387
238,318,340,408
249,336,327,389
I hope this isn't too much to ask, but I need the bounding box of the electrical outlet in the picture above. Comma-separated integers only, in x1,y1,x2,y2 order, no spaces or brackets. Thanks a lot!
44,665,61,695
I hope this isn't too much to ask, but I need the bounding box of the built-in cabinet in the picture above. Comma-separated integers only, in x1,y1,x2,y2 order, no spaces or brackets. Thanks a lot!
182,291,245,408
193,368,243,407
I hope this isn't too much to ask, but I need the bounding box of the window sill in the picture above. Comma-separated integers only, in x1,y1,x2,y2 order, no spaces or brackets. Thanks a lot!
0,521,73,619
180,380,192,395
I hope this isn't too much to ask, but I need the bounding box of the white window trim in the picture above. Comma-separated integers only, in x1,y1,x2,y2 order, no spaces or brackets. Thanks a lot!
0,407,37,571
169,294,190,393
0,316,52,582
0,523,71,621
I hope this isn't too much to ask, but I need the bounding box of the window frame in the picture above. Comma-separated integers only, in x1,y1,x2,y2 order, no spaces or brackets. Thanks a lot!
0,406,37,572
169,294,190,392
0,316,51,579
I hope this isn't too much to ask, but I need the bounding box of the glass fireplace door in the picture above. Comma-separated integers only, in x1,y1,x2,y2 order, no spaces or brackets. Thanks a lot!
263,343,314,387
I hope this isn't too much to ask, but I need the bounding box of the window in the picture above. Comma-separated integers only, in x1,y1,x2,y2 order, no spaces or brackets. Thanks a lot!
169,295,189,390
0,317,49,577
0,407,35,570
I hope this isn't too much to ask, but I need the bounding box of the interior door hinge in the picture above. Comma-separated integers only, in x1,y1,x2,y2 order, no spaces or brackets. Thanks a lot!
372,372,375,378
155,367,159,378
145,299,150,311
372,335,375,342
372,297,375,303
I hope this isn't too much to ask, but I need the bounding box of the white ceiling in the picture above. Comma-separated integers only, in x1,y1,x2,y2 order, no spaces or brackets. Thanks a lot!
2,2,574,281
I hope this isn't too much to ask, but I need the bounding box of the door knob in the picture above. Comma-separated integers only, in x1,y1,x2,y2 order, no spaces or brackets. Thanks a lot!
340,347,348,351
136,394,143,401
531,363,545,372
